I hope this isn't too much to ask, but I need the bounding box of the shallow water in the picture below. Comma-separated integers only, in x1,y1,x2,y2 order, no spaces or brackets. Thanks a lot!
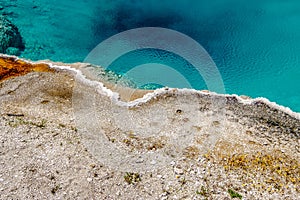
1,0,300,112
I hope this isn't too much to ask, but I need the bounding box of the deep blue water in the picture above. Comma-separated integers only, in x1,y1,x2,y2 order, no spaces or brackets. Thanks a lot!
1,0,299,112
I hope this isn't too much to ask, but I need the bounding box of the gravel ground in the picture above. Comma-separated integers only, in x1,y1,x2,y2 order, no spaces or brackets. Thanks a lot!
0,59,299,199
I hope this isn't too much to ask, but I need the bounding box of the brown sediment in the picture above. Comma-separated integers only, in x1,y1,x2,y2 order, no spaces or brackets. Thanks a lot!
0,56,55,82
107,83,153,101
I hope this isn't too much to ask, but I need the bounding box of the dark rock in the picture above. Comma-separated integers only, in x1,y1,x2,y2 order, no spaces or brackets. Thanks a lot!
0,16,24,55
1,11,14,17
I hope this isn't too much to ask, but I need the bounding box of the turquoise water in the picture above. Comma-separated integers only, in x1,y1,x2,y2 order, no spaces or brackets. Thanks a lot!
1,0,300,112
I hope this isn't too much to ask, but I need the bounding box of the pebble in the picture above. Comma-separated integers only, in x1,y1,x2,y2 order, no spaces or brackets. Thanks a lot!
160,196,168,200
135,157,144,163
174,166,184,175
87,178,92,182
150,160,156,165
263,141,269,145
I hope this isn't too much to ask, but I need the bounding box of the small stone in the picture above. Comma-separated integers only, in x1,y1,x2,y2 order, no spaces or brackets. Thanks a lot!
160,196,168,200
174,166,184,175
176,109,182,114
87,178,92,182
150,160,156,165
90,164,96,168
135,156,144,163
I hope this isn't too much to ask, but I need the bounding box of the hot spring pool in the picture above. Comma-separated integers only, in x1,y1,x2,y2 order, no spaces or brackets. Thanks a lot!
1,0,299,112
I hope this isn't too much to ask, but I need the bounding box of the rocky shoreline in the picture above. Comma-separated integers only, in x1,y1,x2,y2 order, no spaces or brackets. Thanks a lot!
0,55,299,199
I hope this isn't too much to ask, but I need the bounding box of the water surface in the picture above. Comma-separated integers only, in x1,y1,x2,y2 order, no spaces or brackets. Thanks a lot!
1,0,299,112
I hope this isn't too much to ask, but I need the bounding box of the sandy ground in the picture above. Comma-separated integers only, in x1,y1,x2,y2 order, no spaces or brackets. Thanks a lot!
0,57,299,199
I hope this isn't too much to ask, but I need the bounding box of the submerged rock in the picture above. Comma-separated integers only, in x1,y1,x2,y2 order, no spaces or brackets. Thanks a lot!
5,47,20,55
0,16,24,55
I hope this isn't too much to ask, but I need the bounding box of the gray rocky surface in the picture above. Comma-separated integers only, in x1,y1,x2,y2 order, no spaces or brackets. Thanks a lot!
0,61,299,199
